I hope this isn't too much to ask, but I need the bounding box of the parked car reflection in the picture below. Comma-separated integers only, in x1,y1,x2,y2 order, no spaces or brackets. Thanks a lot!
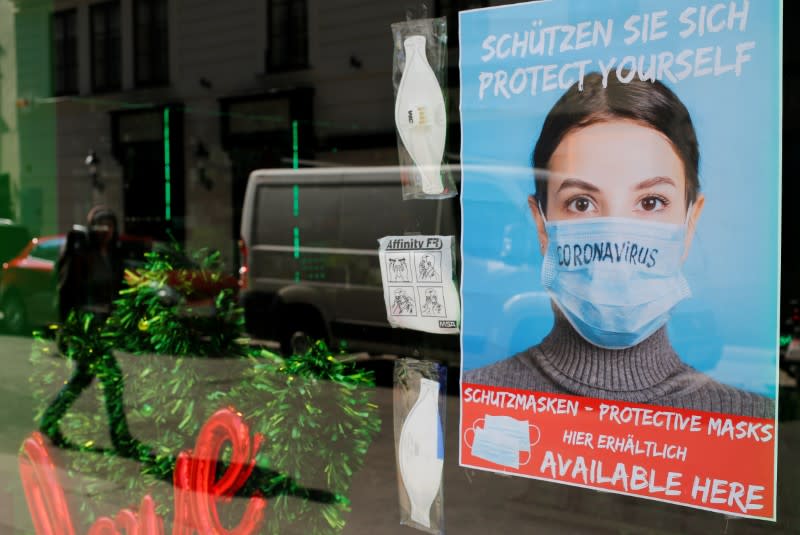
0,235,63,334
0,235,239,335
0,219,31,264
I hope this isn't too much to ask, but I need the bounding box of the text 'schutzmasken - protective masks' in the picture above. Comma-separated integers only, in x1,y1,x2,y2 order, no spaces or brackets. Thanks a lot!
394,35,447,195
541,216,691,349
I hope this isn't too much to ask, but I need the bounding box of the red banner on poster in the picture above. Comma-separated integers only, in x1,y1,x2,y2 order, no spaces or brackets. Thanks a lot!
460,383,775,520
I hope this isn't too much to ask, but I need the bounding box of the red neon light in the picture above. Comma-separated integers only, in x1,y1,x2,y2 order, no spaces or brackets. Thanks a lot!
19,407,267,534
173,407,266,534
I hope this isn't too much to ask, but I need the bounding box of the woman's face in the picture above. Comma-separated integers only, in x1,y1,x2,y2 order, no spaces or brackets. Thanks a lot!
91,217,115,246
529,119,705,256
546,120,687,222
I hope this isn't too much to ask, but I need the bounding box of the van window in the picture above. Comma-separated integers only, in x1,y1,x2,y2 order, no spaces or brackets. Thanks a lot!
438,194,460,238
254,182,342,248
297,183,341,247
254,184,294,246
30,239,64,262
339,182,439,249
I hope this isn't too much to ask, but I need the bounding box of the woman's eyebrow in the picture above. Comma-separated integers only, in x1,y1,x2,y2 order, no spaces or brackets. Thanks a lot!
555,178,600,193
635,176,677,190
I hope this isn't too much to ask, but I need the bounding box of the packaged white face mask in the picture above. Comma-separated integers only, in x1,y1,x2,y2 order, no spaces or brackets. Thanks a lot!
395,35,447,196
394,358,447,535
378,235,460,335
391,17,458,200
398,377,443,527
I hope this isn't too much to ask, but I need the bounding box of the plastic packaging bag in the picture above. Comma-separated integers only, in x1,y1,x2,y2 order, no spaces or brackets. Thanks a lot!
394,358,446,534
391,16,457,199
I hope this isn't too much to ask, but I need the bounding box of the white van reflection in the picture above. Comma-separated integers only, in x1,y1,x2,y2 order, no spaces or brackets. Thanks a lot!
239,164,724,372
239,165,462,358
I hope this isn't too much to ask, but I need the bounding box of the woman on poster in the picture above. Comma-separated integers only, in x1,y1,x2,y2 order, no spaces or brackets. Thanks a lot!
465,73,773,418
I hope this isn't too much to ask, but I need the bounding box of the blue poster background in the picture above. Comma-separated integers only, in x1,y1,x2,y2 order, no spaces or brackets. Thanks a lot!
459,0,781,397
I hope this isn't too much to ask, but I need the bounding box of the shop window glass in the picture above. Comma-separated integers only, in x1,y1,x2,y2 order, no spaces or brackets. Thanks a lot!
4,1,796,533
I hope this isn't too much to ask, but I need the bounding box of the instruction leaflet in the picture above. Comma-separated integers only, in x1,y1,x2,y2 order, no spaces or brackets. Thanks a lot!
378,235,460,335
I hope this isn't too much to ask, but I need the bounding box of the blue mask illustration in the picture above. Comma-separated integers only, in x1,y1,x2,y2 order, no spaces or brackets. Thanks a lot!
469,415,538,469
541,217,691,349
484,415,530,451
471,427,522,469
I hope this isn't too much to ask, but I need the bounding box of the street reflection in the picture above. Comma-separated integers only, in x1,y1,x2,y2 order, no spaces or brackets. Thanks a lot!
26,336,378,533
1,330,797,534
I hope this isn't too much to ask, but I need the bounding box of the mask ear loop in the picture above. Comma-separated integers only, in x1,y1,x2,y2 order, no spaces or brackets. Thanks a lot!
538,198,548,225
679,201,695,260
536,197,551,257
517,424,542,467
463,418,485,450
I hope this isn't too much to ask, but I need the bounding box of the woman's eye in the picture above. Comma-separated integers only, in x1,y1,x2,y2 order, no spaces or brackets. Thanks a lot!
566,196,596,213
638,196,668,212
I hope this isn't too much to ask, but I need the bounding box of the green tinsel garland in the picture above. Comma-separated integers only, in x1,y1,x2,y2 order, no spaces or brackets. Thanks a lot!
30,244,381,534
108,244,249,358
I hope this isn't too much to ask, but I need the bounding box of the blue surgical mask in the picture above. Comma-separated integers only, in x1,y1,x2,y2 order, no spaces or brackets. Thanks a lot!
468,415,538,469
541,216,691,349
471,427,522,469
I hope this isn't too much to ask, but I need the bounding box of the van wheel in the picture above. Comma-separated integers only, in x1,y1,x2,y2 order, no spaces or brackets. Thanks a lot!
278,308,326,356
287,330,313,355
2,293,29,336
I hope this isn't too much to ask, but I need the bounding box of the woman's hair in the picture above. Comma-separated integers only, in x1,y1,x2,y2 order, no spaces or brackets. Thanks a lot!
87,205,116,225
86,205,119,245
533,72,700,213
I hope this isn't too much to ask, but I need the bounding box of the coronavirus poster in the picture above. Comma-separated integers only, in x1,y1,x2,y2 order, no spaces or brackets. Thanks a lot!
458,0,780,520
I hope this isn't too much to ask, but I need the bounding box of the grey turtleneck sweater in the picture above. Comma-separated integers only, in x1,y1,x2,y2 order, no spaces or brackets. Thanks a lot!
464,316,774,418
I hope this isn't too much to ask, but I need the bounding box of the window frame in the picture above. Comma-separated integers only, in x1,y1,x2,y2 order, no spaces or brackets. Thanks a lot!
90,0,122,93
133,0,169,87
52,9,79,96
266,0,309,72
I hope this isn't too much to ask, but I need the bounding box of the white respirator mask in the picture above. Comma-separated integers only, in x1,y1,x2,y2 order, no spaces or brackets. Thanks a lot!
398,377,444,528
394,35,447,195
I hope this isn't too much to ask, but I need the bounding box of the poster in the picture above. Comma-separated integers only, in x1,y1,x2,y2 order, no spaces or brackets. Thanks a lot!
458,0,780,520
378,235,461,334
